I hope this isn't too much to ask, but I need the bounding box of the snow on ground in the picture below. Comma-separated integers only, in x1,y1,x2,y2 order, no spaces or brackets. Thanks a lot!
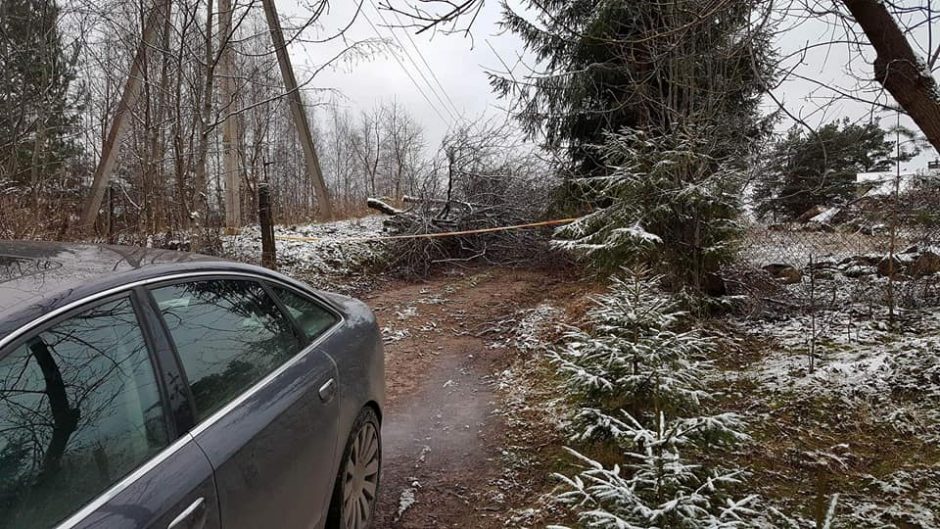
809,206,841,224
725,276,940,526
511,303,565,352
395,485,417,521
738,307,940,396
221,215,385,291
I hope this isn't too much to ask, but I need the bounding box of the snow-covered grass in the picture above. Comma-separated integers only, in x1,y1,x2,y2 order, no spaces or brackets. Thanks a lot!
715,277,940,527
221,215,386,292
736,307,940,401
503,268,940,528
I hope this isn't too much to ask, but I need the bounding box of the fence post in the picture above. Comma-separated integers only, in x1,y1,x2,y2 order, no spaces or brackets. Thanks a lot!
259,182,277,270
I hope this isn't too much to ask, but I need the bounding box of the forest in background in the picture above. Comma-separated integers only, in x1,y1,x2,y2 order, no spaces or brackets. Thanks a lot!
1,0,507,240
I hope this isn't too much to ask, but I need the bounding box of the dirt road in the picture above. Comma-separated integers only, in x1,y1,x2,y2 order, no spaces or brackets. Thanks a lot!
362,267,574,528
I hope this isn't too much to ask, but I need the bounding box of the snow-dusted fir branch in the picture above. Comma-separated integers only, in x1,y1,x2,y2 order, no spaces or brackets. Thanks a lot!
549,270,717,440
551,128,746,291
550,413,757,529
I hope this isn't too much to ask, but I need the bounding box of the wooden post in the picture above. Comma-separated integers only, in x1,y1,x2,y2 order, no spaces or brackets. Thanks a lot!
219,0,241,233
258,182,277,270
260,0,334,220
80,0,171,233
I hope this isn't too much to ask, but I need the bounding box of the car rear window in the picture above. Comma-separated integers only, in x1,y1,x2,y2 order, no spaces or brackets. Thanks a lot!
269,285,338,343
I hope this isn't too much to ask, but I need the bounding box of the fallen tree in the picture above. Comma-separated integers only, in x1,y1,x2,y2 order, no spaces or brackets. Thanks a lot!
366,121,561,276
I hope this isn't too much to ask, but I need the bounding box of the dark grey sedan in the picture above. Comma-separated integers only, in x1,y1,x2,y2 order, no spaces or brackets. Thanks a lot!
0,242,384,529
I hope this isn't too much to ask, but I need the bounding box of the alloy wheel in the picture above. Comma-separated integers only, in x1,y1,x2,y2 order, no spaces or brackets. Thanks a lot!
342,422,380,529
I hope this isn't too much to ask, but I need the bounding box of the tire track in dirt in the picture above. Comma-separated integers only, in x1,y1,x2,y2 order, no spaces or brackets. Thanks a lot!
363,268,565,528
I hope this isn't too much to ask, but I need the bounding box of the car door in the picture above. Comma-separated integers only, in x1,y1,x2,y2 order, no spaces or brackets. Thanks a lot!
0,293,220,529
148,278,340,529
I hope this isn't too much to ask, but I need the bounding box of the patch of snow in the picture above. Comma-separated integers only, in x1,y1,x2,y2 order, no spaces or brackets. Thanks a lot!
395,487,417,521
222,216,385,289
809,206,840,224
738,307,940,403
512,303,564,352
395,305,418,320
381,327,411,343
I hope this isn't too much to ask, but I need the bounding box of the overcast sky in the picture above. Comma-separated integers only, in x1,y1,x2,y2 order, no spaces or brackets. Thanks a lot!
286,0,522,150
285,0,936,171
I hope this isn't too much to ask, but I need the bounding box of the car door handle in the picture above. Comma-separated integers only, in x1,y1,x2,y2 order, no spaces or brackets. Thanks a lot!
319,378,337,403
168,497,207,529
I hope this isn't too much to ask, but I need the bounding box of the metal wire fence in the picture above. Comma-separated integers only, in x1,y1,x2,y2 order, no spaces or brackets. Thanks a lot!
733,217,940,312
737,225,938,268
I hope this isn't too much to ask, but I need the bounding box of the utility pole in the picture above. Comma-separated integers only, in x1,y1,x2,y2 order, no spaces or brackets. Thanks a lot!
219,0,241,233
80,0,170,233
260,0,334,219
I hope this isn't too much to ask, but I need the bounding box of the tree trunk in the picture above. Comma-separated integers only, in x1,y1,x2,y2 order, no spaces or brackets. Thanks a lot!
193,0,214,229
220,0,241,233
843,0,940,154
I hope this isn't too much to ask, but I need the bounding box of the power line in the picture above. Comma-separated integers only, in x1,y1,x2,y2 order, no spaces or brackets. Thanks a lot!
360,9,454,127
378,1,462,119
366,0,460,123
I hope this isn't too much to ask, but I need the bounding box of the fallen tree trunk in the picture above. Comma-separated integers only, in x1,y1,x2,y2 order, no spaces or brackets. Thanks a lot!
366,197,404,216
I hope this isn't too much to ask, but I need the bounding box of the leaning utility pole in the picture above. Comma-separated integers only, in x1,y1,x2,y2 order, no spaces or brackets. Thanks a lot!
219,0,241,233
80,0,335,233
260,0,334,219
79,0,170,232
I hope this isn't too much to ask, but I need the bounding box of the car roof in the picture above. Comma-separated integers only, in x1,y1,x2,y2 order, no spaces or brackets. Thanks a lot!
0,241,274,343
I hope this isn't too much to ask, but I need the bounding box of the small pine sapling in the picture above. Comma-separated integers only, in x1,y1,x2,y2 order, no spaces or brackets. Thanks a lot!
550,270,714,440
551,413,757,529
549,270,757,528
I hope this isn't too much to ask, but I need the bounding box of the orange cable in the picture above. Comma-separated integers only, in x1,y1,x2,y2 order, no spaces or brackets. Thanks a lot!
275,217,579,243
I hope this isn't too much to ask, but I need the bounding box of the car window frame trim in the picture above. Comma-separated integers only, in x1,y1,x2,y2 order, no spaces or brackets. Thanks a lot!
0,270,345,529
0,270,343,355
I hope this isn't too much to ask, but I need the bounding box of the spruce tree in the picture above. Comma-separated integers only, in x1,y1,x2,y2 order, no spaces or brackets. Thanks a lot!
755,119,918,220
0,0,80,189
549,271,756,528
492,0,774,176
494,0,774,292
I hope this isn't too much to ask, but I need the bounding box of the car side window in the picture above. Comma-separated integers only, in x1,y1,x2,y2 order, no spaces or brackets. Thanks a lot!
0,297,169,529
151,279,300,421
270,285,338,343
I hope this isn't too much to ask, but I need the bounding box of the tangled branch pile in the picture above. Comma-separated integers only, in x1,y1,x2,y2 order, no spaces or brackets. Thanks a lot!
368,122,559,276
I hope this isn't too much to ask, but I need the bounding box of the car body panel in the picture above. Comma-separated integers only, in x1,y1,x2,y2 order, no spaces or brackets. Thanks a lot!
57,437,220,529
317,292,386,447
188,340,340,529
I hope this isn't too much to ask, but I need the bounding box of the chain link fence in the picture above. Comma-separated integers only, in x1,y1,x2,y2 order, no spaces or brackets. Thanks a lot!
731,192,940,312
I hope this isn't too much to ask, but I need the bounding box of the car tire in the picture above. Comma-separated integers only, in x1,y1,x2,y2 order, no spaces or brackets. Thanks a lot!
326,407,382,529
